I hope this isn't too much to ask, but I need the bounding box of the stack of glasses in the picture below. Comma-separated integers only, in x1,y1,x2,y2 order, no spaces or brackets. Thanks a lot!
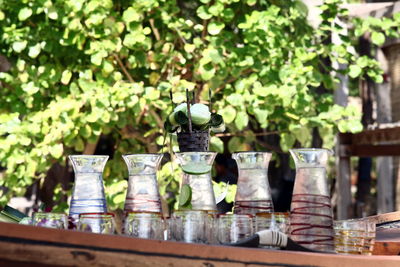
23,150,377,255
334,219,376,255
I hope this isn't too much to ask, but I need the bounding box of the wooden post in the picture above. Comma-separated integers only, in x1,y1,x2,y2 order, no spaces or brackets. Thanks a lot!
375,48,394,213
336,133,353,219
387,44,400,210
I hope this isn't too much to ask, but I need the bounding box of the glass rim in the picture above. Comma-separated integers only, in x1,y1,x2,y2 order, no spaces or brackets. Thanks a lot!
217,214,254,218
232,151,272,155
125,212,162,217
289,148,333,155
173,210,208,217
122,153,164,157
68,155,110,158
79,212,115,218
174,152,217,156
33,212,67,216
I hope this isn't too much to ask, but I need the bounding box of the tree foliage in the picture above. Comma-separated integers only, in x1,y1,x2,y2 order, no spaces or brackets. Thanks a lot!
0,0,398,209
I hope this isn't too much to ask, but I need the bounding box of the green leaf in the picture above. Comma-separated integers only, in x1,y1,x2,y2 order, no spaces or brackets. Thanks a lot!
371,32,385,46
28,44,41,58
207,22,225,35
197,6,212,20
18,7,32,21
349,65,362,78
228,137,247,153
235,112,248,130
292,127,310,145
356,56,369,68
179,184,192,207
220,106,236,124
122,7,141,23
280,133,295,152
61,70,72,85
225,184,237,203
74,137,85,152
246,0,257,6
91,51,106,66
222,8,234,21
50,144,63,159
199,65,216,81
0,11,5,21
226,93,243,106
190,103,211,125
295,0,308,17
112,193,126,206
253,83,268,97
209,3,224,16
102,61,114,74
210,136,224,153
348,121,363,133
47,6,58,20
254,109,269,127
12,41,28,53
21,82,39,95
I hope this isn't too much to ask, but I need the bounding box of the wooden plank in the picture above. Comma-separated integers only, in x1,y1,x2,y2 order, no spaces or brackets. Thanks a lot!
339,144,400,157
0,222,400,267
351,127,400,146
366,211,400,225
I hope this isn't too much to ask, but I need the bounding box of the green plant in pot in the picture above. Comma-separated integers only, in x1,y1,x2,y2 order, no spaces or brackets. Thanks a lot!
164,90,225,152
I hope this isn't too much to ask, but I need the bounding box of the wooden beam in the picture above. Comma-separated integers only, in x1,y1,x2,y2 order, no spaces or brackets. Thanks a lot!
345,145,400,157
351,126,400,146
366,210,400,225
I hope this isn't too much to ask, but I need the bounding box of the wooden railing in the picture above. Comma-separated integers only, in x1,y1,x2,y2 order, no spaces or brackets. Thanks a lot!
336,126,400,219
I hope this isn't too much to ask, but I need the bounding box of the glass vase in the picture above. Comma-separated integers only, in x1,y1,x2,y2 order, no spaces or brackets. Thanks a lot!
122,154,163,214
175,152,217,212
289,148,335,252
68,155,108,222
232,152,274,215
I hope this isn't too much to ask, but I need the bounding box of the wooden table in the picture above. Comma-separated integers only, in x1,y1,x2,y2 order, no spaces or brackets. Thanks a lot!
0,222,399,267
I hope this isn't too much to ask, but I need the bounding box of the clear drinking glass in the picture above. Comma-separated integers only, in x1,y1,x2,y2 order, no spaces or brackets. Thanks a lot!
288,149,335,252
69,155,108,226
124,212,163,240
122,154,163,214
334,220,366,255
217,214,253,244
346,218,376,255
175,152,217,212
362,219,376,255
255,212,290,249
163,217,172,241
172,210,207,243
78,213,115,234
255,212,290,234
232,152,274,215
205,213,218,244
32,212,67,229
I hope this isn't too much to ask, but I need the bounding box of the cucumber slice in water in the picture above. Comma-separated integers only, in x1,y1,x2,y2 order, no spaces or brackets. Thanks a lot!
181,163,211,175
179,184,192,207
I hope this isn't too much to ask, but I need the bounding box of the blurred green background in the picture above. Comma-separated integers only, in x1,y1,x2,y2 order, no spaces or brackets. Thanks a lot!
0,0,398,214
